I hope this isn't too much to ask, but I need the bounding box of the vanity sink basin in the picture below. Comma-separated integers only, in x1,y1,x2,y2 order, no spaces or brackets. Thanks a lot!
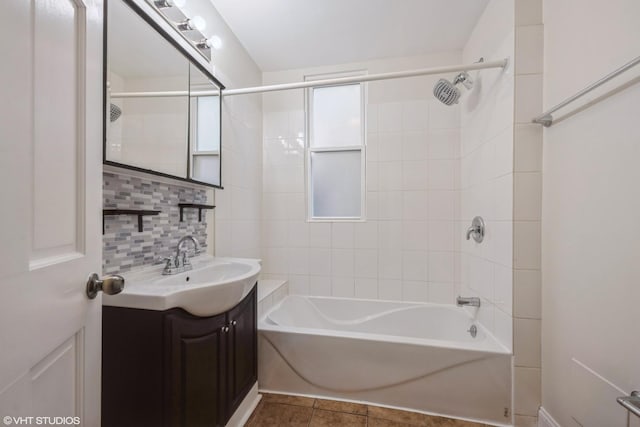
102,256,261,316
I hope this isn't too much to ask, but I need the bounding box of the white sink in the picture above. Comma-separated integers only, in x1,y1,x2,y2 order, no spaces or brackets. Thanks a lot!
102,256,261,316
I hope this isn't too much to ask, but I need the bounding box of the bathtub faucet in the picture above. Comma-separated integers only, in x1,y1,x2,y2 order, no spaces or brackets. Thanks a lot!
456,296,481,307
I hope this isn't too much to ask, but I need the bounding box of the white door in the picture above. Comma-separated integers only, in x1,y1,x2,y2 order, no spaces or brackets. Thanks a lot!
0,0,104,425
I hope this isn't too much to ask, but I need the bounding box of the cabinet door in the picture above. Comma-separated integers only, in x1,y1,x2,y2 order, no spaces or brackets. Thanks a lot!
226,286,258,415
166,310,228,427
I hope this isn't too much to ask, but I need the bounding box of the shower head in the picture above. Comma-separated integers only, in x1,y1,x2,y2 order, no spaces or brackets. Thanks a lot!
110,103,122,122
433,71,473,106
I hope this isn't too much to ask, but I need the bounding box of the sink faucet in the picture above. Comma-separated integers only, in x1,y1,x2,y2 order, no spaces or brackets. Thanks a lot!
162,235,201,275
457,296,481,307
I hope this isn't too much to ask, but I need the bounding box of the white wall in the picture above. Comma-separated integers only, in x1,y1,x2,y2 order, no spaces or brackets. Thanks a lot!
260,52,464,303
541,0,640,426
183,0,264,259
459,0,515,351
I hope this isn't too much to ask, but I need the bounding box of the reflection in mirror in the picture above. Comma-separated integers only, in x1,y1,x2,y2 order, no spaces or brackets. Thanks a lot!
106,0,190,178
189,65,222,187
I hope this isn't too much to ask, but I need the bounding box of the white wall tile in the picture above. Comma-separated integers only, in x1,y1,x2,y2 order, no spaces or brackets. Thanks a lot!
428,221,455,251
514,173,542,221
309,222,331,248
355,249,378,278
515,74,543,124
514,367,541,416
308,248,331,276
428,160,456,190
402,251,428,281
378,102,403,132
401,161,428,190
402,281,428,302
309,276,332,296
332,277,355,298
515,25,544,75
514,221,541,269
513,269,541,319
354,221,379,249
428,252,455,282
402,100,429,131
331,249,354,277
379,132,403,162
287,221,309,247
514,124,542,172
402,191,428,220
378,249,402,279
288,275,310,295
402,221,428,251
287,247,309,275
514,318,541,367
429,100,460,129
379,162,403,191
402,131,429,160
515,0,542,26
378,279,402,301
428,282,455,304
355,278,378,299
331,222,355,248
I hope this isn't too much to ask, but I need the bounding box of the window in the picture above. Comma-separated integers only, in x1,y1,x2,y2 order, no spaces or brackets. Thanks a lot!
190,95,221,185
307,74,366,220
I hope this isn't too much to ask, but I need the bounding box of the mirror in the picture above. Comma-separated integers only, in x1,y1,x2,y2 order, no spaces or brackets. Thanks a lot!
105,0,224,188
189,65,222,187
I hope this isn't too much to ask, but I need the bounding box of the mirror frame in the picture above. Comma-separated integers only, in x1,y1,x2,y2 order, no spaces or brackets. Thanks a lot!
103,0,225,189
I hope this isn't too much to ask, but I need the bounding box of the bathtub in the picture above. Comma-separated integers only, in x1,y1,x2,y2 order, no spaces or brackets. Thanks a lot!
258,295,512,426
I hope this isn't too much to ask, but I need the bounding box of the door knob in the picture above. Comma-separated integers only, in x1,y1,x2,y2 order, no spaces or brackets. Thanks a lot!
86,273,125,299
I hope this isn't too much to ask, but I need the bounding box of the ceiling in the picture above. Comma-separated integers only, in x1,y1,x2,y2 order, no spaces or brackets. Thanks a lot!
209,0,490,71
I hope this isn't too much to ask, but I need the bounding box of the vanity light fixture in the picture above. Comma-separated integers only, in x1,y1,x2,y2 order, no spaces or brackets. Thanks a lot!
153,0,173,9
196,35,221,50
147,0,212,61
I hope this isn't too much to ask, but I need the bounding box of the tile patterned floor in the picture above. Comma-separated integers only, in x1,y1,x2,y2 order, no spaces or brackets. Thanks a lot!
246,393,491,427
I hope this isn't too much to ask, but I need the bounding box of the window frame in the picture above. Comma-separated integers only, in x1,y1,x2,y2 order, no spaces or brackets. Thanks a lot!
189,90,220,183
305,71,367,222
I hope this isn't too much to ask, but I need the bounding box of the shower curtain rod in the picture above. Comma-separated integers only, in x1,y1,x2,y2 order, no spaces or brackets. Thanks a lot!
109,58,508,99
224,58,508,96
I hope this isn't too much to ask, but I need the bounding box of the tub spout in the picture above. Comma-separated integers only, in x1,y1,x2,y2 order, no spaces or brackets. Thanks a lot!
457,296,481,307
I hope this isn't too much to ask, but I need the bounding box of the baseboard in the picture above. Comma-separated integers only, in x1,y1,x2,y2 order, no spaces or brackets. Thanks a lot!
538,407,561,427
226,382,261,427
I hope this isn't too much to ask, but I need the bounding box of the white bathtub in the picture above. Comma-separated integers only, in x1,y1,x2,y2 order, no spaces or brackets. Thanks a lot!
258,295,512,426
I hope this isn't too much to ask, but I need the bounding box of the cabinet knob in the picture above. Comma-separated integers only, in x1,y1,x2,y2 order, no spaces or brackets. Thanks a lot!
230,320,237,326
222,326,229,333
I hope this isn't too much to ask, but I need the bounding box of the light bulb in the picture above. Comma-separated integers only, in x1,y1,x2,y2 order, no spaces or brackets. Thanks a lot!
208,35,222,50
190,15,206,32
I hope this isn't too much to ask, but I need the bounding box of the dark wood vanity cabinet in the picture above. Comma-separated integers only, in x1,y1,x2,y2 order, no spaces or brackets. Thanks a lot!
102,285,257,427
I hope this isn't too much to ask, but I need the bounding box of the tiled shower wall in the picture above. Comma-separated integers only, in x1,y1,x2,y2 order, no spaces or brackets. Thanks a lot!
260,52,463,303
102,171,209,275
459,0,515,351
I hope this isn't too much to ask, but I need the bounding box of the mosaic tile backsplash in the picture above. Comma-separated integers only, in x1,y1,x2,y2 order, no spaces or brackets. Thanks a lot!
103,172,209,275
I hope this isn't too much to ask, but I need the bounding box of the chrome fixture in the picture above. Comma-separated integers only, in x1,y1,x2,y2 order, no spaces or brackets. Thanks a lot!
86,273,125,299
432,59,483,106
466,216,485,243
467,324,478,338
617,391,640,418
162,235,201,275
146,0,217,61
533,55,640,127
433,71,473,105
457,296,481,307
109,103,122,122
